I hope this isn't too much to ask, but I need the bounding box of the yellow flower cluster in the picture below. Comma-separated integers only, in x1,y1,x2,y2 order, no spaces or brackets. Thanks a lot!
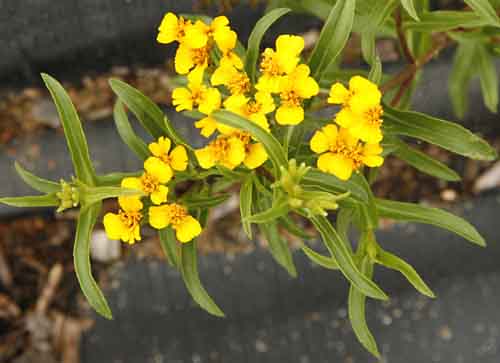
310,76,384,181
103,137,202,244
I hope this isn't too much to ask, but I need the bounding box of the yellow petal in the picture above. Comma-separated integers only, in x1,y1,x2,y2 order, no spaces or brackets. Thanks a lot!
255,91,275,114
118,196,143,213
318,153,354,181
223,93,248,113
148,136,171,157
151,185,169,205
170,145,188,171
174,45,195,75
144,157,173,184
195,147,216,169
322,124,339,139
226,137,246,168
103,213,125,241
149,205,171,230
275,35,304,73
214,28,237,53
183,21,209,48
249,113,270,133
350,123,383,144
175,215,202,243
255,74,282,93
157,13,179,44
310,130,330,154
335,108,357,128
195,116,218,137
349,76,379,95
328,83,349,104
275,105,304,125
211,63,233,86
244,143,268,169
211,16,230,30
121,177,143,192
198,88,221,115
362,155,384,168
172,87,193,112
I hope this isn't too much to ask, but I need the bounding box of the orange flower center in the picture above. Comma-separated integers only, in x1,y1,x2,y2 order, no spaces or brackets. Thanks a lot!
119,210,142,231
246,101,261,115
168,204,189,227
227,73,250,95
260,52,280,76
365,105,383,127
192,47,209,67
330,141,364,170
280,90,301,107
140,173,160,194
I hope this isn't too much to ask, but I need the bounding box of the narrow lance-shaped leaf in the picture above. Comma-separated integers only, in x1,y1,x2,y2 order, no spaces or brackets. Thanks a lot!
245,197,290,223
74,203,112,319
181,240,225,317
113,101,149,160
464,0,500,26
392,138,461,181
244,8,291,84
368,56,382,85
401,0,420,21
302,245,339,270
477,45,499,113
448,42,476,118
240,175,254,239
348,256,381,358
14,162,60,193
404,11,487,32
260,221,297,277
0,194,59,208
95,172,142,187
375,198,486,247
213,110,288,170
279,215,314,240
383,105,497,161
41,73,96,185
81,186,144,207
183,194,231,209
308,214,388,300
375,249,435,298
159,228,180,269
308,0,356,79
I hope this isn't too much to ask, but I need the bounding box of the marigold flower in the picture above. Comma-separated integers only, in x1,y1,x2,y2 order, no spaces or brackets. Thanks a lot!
275,64,319,125
256,34,304,93
310,124,384,181
103,197,143,244
184,16,236,52
211,58,250,95
174,43,211,75
172,67,221,114
121,158,170,205
147,137,188,179
195,132,267,170
149,203,202,243
157,12,192,44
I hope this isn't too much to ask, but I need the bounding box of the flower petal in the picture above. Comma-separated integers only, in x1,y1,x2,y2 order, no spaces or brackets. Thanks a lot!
175,215,202,243
170,145,188,171
275,105,304,125
149,205,171,230
244,143,268,169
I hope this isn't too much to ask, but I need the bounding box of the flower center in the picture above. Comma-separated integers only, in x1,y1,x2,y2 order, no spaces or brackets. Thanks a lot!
280,90,301,107
168,204,188,227
365,105,383,127
119,210,142,231
191,86,207,106
330,141,364,170
227,73,250,95
140,173,160,194
192,47,209,67
177,17,190,39
246,101,261,115
260,52,280,76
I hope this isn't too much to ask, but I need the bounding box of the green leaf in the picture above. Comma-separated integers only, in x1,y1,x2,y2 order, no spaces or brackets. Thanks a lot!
375,198,486,247
392,138,461,181
183,194,230,209
355,0,398,33
109,79,166,138
279,215,314,239
348,256,380,358
336,207,354,252
361,33,377,66
213,110,288,170
404,11,487,32
81,186,143,207
240,175,254,239
74,203,112,319
477,45,499,113
448,42,476,118
301,169,370,203
375,249,435,298
41,73,96,185
260,222,297,277
401,0,420,21
464,0,500,26
245,197,289,223
113,101,149,160
308,0,356,80
159,228,180,269
180,240,224,317
245,8,291,84
302,245,339,269
368,56,382,84
309,214,388,300
0,194,59,208
383,105,497,161
95,172,142,187
14,162,60,193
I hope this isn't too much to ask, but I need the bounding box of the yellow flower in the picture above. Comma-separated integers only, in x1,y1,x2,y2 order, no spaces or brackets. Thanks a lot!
121,158,170,205
211,58,250,95
310,124,384,181
184,16,237,52
329,76,384,143
149,203,202,243
103,197,143,244
195,116,219,138
157,12,192,44
172,67,221,114
174,43,210,75
275,64,319,125
195,132,267,170
256,34,304,93
148,137,188,178
223,92,275,132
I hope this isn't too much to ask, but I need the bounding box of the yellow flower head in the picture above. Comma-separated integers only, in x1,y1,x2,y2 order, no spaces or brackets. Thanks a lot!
195,116,219,138
195,132,267,170
310,124,384,181
104,197,143,244
223,92,275,133
174,43,211,75
121,158,170,205
172,67,221,114
184,16,237,52
275,64,319,125
148,137,188,178
256,34,305,93
211,58,250,96
149,203,202,243
157,12,192,44
329,76,384,143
